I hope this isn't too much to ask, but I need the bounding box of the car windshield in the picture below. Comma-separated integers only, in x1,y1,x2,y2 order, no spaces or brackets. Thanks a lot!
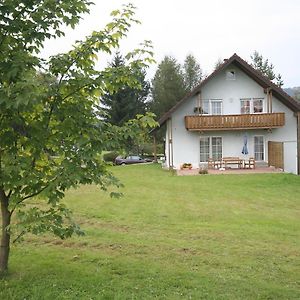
127,156,140,160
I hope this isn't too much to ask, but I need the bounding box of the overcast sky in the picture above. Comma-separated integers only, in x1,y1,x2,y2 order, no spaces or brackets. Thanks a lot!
41,0,300,88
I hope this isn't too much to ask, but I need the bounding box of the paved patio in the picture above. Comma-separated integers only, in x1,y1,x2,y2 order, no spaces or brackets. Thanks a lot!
177,166,283,176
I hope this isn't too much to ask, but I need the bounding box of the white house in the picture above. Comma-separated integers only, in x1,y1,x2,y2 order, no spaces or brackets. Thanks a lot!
158,54,300,175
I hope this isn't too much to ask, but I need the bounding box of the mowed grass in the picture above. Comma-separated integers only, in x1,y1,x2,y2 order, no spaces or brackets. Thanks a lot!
1,164,300,299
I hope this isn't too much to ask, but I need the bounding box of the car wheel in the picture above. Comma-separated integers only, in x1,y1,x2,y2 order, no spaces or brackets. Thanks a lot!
121,162,126,166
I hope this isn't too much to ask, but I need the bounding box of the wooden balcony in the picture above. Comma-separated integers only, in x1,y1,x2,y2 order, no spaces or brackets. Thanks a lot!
185,113,285,131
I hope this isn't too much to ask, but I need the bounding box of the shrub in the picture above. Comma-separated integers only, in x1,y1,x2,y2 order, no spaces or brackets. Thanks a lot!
199,169,208,175
103,151,119,163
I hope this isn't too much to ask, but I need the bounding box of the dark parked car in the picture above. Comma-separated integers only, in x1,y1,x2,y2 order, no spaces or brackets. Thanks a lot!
115,155,152,165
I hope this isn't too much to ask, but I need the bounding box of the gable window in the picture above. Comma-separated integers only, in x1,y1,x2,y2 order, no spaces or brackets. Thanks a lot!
254,136,264,161
226,70,236,80
200,137,222,162
240,98,264,114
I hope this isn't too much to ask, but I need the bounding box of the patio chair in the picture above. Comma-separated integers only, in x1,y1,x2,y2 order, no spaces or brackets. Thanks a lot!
208,158,214,169
244,157,255,169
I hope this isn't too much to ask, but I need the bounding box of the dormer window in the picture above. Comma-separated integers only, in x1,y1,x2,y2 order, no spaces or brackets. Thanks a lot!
226,70,236,80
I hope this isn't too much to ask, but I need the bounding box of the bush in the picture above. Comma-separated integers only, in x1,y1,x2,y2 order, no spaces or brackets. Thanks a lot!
103,151,120,163
199,169,208,175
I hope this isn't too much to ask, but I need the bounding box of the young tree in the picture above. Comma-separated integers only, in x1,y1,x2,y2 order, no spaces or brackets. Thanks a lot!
214,58,224,70
101,52,150,126
0,2,156,273
150,56,186,118
183,54,203,92
250,51,284,87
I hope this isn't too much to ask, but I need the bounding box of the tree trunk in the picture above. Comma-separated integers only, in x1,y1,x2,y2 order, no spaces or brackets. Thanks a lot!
0,189,11,273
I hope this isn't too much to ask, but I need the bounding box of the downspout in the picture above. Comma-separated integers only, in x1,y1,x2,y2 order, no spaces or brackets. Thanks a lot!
153,132,157,163
297,112,300,175
167,119,171,168
170,118,174,168
269,90,273,113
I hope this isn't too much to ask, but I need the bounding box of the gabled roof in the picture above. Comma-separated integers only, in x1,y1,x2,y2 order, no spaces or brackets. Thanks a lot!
158,53,300,126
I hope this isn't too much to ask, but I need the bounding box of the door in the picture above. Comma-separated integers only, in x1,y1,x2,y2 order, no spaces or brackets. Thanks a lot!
268,141,284,169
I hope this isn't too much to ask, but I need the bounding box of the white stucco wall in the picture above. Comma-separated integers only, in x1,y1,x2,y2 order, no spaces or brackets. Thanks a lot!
165,64,298,174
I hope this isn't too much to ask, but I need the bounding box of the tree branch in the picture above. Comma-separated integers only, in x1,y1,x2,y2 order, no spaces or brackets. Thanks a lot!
62,82,94,101
10,183,50,215
12,231,25,244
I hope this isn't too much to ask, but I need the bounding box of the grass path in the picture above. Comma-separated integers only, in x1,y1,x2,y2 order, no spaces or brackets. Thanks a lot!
1,164,300,299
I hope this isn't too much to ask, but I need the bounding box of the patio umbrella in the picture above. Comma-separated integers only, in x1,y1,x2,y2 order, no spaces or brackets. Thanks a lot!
241,134,249,155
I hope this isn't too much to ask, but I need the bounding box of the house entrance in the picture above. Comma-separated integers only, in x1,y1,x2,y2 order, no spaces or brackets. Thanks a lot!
268,141,284,169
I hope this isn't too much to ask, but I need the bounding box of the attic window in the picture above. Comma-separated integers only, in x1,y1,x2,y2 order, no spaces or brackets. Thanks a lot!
226,70,236,80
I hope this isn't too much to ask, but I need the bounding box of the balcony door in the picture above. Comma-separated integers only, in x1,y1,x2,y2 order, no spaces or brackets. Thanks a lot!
254,136,265,161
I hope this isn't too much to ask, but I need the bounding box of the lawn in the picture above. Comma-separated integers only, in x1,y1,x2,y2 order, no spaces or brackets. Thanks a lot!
1,164,300,299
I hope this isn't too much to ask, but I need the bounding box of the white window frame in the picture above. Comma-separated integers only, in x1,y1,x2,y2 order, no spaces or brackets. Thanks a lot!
200,99,223,115
211,100,223,115
240,98,264,114
200,136,223,162
200,137,210,162
253,98,264,113
254,135,265,161
211,137,223,160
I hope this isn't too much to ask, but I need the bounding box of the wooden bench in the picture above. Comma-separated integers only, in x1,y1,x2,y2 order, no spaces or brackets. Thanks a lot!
222,157,243,169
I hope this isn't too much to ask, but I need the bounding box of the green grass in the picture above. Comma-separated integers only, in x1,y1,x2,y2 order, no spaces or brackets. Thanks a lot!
1,164,300,299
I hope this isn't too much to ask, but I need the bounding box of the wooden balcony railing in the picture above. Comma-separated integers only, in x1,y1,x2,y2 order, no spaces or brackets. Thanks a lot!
185,113,285,131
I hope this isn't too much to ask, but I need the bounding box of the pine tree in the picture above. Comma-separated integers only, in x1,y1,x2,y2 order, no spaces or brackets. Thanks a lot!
250,51,284,87
150,56,186,118
183,54,203,92
101,52,150,126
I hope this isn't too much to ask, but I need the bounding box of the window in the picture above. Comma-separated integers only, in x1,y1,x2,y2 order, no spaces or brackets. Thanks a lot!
200,137,210,162
241,99,251,114
253,99,263,113
240,98,264,114
212,137,222,160
195,99,222,115
254,136,264,161
200,137,222,162
202,100,209,114
226,70,236,80
211,101,222,115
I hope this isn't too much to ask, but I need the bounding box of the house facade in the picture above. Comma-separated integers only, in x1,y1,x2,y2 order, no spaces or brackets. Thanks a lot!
159,54,300,175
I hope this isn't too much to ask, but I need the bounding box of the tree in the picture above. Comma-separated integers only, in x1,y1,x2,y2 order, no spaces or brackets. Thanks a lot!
0,2,156,273
183,54,203,92
150,56,186,118
101,52,150,126
214,58,224,70
250,51,284,87
292,88,300,102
